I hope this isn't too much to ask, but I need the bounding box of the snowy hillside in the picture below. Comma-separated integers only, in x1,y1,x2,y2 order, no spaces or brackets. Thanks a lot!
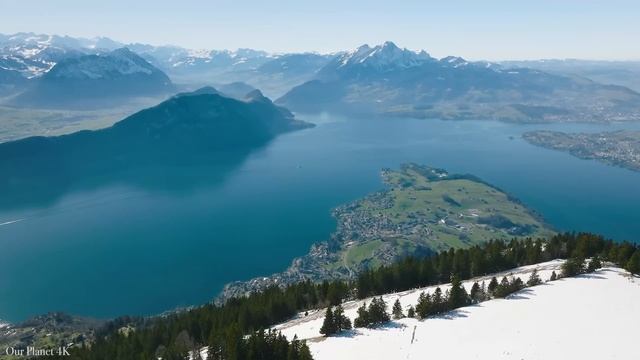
274,261,640,360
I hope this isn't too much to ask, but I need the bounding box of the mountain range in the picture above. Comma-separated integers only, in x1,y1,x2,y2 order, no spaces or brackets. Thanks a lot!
277,42,640,122
3,33,640,122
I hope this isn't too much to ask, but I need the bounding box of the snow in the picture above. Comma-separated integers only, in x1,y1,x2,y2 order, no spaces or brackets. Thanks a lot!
337,42,431,70
274,263,640,360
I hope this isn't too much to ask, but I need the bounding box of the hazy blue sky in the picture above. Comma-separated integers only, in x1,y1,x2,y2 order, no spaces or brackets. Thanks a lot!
2,0,638,60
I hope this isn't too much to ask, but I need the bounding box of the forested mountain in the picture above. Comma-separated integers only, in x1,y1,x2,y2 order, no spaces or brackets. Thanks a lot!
0,87,312,208
277,42,640,123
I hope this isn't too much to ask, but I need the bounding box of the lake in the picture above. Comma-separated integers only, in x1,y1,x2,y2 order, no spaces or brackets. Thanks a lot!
1,115,640,322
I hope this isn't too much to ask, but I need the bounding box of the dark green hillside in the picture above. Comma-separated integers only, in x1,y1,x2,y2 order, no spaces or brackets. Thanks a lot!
0,88,312,209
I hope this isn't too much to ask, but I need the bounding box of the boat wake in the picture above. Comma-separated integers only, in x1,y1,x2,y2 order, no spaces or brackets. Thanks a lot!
0,218,24,227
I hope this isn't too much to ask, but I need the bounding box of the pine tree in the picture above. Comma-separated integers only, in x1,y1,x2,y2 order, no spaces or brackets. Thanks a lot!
368,297,390,326
448,276,470,309
354,302,370,328
488,276,498,295
469,282,481,303
587,255,602,273
407,306,415,318
333,304,352,332
392,299,404,319
527,269,542,287
298,341,313,360
549,271,557,281
627,250,640,275
319,307,336,336
415,292,432,319
432,287,444,314
562,256,585,277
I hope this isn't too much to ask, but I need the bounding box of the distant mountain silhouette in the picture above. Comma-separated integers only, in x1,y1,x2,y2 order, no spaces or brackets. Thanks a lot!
0,87,312,209
278,42,640,123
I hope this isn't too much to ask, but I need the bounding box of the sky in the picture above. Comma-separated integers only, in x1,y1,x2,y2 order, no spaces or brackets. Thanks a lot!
2,0,638,60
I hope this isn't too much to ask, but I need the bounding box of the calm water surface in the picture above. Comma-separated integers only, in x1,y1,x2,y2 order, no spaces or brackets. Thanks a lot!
1,115,640,322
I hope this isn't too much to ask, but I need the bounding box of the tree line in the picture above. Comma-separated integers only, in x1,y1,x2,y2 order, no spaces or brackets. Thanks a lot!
57,232,638,359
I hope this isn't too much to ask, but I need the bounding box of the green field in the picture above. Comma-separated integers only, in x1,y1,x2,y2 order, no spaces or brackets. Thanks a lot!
326,164,555,273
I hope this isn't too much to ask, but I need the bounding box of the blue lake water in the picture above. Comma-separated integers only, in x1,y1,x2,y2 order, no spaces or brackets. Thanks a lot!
1,115,640,322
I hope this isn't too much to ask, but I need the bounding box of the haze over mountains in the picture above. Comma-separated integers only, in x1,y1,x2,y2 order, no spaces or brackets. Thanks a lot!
2,32,640,122
278,42,640,122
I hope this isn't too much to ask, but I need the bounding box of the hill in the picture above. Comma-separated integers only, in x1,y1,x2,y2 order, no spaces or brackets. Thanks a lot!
275,264,640,360
277,42,640,123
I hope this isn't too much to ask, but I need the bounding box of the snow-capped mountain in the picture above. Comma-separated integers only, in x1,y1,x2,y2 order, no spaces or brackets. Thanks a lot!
12,48,174,109
278,41,640,122
46,48,163,80
0,32,123,78
337,41,432,70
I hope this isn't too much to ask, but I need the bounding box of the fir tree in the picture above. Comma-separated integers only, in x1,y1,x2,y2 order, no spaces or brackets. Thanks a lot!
415,292,432,319
392,299,404,319
587,255,602,273
527,269,542,287
319,307,336,336
432,287,445,314
448,276,470,309
469,282,481,303
407,305,415,318
562,256,585,277
353,302,370,328
627,250,640,275
368,297,390,326
298,342,313,360
333,304,352,332
488,276,498,295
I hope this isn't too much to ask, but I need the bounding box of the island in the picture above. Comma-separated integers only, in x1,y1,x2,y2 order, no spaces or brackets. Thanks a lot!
523,130,640,172
218,164,554,301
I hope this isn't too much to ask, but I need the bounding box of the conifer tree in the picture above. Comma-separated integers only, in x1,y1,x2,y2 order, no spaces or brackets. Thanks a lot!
562,256,585,277
469,282,481,303
587,255,602,273
298,342,313,360
415,292,432,319
527,269,542,287
354,302,370,328
368,297,390,326
448,276,470,309
549,271,557,281
488,276,498,295
319,307,335,336
626,250,640,274
333,304,352,332
392,299,404,319
407,305,415,318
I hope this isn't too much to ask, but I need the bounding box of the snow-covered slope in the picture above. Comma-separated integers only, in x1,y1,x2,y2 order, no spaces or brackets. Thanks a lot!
274,262,640,360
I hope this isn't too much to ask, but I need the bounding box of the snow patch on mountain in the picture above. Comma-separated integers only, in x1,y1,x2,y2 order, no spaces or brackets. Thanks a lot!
337,41,432,70
48,48,157,80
